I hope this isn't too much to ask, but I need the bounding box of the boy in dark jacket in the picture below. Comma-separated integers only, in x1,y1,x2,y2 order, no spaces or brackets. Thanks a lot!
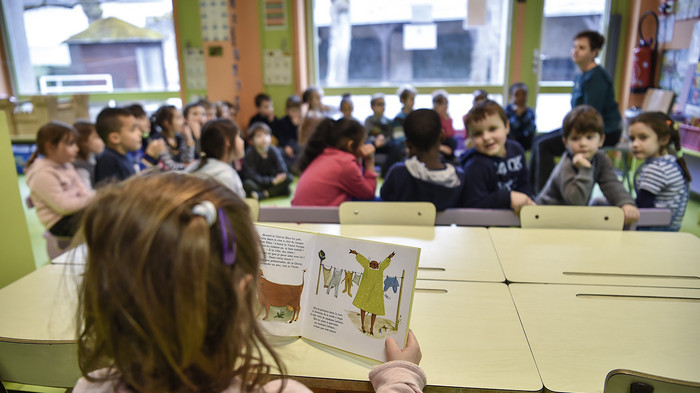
461,100,534,214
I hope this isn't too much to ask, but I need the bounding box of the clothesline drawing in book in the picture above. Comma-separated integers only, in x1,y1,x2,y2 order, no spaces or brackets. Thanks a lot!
254,224,421,362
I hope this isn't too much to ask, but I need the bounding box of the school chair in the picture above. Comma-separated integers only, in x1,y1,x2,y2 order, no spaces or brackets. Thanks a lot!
339,201,436,226
604,369,700,393
244,198,260,222
519,205,624,231
258,206,340,223
435,208,520,227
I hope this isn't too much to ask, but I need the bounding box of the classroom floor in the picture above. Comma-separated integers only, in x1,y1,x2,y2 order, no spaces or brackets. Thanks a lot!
16,174,700,270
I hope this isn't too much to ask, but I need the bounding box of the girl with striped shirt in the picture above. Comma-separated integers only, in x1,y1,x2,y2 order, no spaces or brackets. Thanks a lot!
629,112,691,231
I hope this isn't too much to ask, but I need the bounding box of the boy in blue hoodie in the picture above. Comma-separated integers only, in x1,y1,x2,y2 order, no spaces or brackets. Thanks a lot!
460,100,535,214
380,109,464,211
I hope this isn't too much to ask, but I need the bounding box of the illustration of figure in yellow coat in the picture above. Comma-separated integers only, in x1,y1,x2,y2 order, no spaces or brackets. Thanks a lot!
349,249,395,335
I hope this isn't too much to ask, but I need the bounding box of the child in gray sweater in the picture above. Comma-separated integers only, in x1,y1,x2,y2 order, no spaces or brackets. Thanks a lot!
535,105,639,226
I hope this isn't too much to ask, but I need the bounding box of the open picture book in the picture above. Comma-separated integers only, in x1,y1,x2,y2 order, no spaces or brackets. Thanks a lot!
255,224,421,362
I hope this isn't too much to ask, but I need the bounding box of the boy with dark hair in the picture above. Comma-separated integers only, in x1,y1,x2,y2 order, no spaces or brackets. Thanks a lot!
460,100,534,213
94,107,158,185
272,95,302,171
535,105,639,225
505,82,536,150
248,93,277,131
242,122,292,200
380,109,464,211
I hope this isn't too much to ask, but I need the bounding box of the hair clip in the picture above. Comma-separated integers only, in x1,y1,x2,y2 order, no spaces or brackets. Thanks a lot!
666,119,680,131
192,201,217,226
217,207,237,265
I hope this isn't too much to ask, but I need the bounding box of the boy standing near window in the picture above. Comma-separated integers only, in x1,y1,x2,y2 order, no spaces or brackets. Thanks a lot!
460,100,534,214
535,105,639,226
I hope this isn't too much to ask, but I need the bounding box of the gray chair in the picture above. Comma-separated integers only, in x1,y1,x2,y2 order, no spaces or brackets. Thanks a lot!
605,369,700,393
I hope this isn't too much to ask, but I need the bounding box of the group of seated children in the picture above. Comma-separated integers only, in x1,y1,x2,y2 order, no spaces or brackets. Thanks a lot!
26,89,690,242
290,94,688,231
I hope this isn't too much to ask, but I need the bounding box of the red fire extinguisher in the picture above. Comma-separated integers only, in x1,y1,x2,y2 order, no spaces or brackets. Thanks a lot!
631,11,659,93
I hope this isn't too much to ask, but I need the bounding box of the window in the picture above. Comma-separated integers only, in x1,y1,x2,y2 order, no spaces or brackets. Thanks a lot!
1,0,179,95
539,0,606,83
311,0,510,87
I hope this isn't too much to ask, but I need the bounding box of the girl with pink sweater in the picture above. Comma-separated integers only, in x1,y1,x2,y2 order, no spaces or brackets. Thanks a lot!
25,121,94,238
292,118,377,206
72,173,425,393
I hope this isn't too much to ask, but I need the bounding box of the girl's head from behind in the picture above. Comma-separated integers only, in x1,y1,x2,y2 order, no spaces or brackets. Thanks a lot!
27,121,79,167
296,118,365,173
201,119,244,162
78,173,281,392
74,120,104,160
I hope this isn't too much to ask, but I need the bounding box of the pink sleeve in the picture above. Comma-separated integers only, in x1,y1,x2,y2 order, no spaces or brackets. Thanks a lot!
338,159,377,201
369,361,427,393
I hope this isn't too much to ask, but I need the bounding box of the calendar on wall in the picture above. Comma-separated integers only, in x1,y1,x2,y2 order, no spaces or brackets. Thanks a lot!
184,47,207,90
200,0,230,41
263,49,292,85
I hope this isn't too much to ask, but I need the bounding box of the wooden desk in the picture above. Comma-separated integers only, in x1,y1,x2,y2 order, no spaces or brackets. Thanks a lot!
489,228,700,288
509,283,700,393
272,281,542,393
267,224,504,283
0,264,82,387
0,266,541,392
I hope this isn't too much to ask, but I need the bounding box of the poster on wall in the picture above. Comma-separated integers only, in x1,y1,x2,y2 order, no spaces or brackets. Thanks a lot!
683,61,700,117
201,0,230,41
264,0,286,29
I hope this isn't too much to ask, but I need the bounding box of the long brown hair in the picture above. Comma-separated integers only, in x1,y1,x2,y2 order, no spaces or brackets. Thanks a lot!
629,111,691,182
25,121,77,168
76,173,285,392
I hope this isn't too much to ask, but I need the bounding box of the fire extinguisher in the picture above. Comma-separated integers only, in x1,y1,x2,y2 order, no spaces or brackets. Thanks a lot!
631,11,659,93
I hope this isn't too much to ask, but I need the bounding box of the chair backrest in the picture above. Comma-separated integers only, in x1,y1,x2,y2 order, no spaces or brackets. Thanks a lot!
258,206,340,223
605,369,700,393
244,198,259,222
339,202,436,226
520,205,624,230
632,208,672,229
435,208,520,227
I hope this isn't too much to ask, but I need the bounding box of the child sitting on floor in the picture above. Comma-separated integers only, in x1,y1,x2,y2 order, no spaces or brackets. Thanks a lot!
186,119,246,198
381,109,464,211
73,120,104,189
628,111,689,231
461,100,534,214
242,122,292,200
25,121,94,238
293,118,377,206
535,105,639,226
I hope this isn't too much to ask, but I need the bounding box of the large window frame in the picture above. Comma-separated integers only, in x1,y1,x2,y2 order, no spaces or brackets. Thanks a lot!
303,0,514,130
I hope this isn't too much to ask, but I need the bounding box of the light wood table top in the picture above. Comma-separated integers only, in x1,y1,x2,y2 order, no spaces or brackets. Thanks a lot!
509,283,700,393
271,280,542,393
489,228,700,288
263,224,504,283
0,264,81,342
0,266,541,392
